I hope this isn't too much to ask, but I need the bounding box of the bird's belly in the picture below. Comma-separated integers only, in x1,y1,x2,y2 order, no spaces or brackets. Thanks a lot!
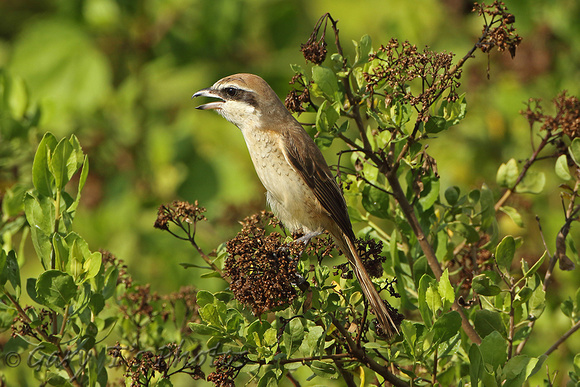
244,133,322,233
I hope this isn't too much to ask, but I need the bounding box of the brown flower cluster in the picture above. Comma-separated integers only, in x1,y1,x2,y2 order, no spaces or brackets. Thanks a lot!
207,354,246,387
522,92,580,140
11,307,51,340
154,200,207,232
365,38,461,121
301,39,327,65
224,211,303,316
473,1,522,58
300,16,328,65
109,342,204,386
304,232,336,262
118,284,199,329
119,284,160,321
101,250,133,288
334,238,386,279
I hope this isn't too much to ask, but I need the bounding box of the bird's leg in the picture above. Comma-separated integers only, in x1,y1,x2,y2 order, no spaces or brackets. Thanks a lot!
294,230,323,246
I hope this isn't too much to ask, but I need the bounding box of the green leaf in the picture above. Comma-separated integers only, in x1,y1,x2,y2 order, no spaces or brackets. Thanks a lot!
528,286,545,320
49,137,75,191
89,294,105,315
312,66,339,100
555,154,571,180
496,158,519,188
438,269,455,304
439,94,467,127
354,34,372,65
502,355,542,387
32,132,57,197
515,171,545,194
425,115,447,133
362,184,390,218
36,270,77,309
480,184,495,229
480,331,507,368
418,274,434,327
188,322,222,336
0,250,6,284
26,278,41,303
400,320,417,357
496,235,516,271
472,274,501,296
196,290,214,307
310,360,337,377
298,326,324,357
155,378,173,387
24,193,55,268
499,206,524,227
432,311,461,344
425,284,442,313
70,156,89,212
284,318,304,356
257,371,278,387
0,250,21,297
469,344,484,386
449,221,479,243
418,174,440,211
522,251,546,278
1,184,27,217
474,310,506,338
444,186,460,205
569,138,580,167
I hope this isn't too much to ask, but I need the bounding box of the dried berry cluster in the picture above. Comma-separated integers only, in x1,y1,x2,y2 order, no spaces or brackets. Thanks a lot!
365,38,461,120
334,238,386,279
285,74,312,113
102,250,133,288
118,284,198,328
207,354,246,387
304,232,336,262
300,13,332,65
11,307,51,340
473,1,522,58
522,92,580,140
224,211,303,315
154,200,207,232
109,343,204,386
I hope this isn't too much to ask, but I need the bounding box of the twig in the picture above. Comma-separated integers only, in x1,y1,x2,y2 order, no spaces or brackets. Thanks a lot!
330,314,410,387
543,319,580,357
494,131,551,211
4,290,82,387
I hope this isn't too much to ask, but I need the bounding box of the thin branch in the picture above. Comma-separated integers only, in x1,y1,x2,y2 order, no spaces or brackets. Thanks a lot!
495,132,551,211
385,169,482,344
330,314,410,387
543,319,580,357
4,291,82,387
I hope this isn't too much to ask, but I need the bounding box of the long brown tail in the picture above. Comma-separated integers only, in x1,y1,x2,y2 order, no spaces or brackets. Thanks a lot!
336,233,398,337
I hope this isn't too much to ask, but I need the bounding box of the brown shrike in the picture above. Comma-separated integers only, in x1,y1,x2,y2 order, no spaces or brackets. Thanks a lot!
193,73,397,336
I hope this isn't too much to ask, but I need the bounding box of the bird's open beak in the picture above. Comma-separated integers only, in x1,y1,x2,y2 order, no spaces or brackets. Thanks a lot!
192,88,224,110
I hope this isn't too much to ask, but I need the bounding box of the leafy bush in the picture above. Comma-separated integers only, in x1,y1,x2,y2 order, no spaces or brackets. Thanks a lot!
1,2,579,387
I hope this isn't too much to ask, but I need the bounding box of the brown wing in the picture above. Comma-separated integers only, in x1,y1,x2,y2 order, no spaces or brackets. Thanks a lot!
280,127,355,241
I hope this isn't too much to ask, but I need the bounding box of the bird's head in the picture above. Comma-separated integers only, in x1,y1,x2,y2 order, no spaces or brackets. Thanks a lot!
192,73,289,130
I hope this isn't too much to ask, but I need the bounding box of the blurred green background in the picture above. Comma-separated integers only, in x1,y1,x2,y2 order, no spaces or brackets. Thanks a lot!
1,0,579,385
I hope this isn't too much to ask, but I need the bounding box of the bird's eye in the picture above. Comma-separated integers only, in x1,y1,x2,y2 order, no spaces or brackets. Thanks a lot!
224,87,239,97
